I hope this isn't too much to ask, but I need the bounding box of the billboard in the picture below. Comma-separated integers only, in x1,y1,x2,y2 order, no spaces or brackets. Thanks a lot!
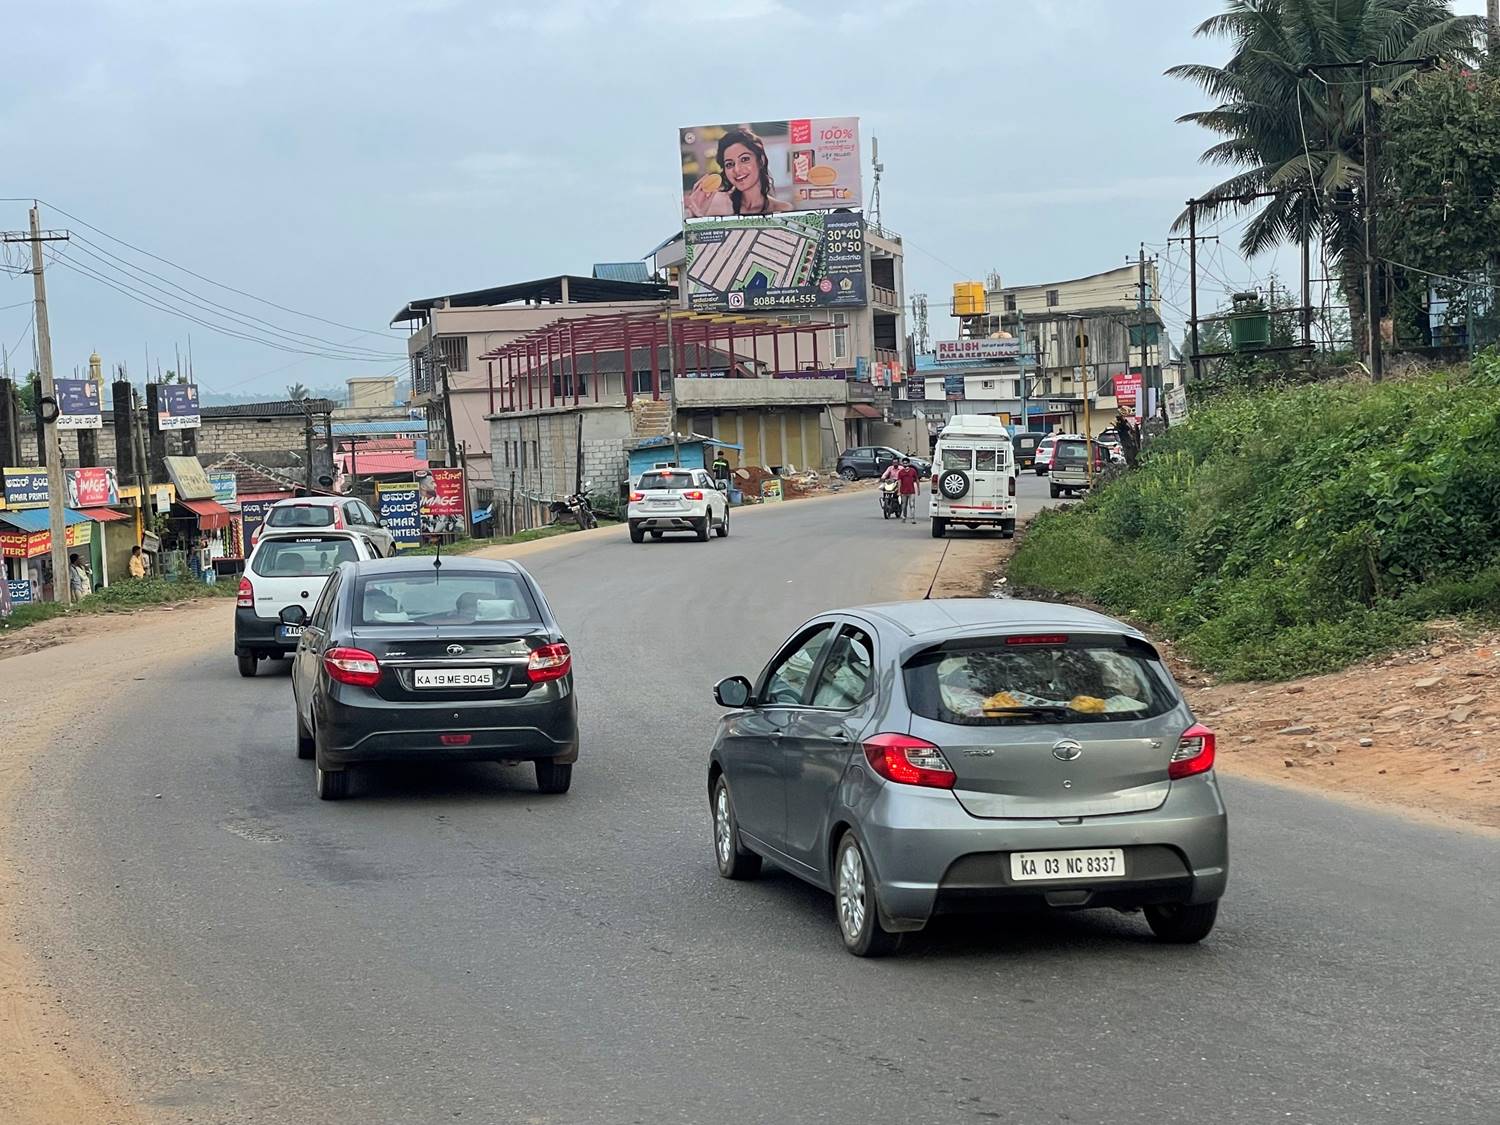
56,379,104,430
5,578,28,606
65,467,119,507
417,467,464,536
685,212,866,312
157,384,200,431
1113,372,1142,407
936,339,1023,364
3,468,50,508
376,482,421,549
239,498,275,547
207,471,239,507
681,118,861,219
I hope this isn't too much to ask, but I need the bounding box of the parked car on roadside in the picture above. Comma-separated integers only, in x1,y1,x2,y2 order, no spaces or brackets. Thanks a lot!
234,530,381,678
836,446,931,481
928,414,1017,539
1033,433,1083,477
1048,438,1109,498
627,468,730,543
1011,431,1042,469
254,495,395,557
286,556,577,800
707,599,1226,956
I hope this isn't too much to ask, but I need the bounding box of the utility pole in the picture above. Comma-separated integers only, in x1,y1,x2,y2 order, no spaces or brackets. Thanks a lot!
664,304,680,467
1,207,71,603
1300,194,1313,347
1187,202,1201,384
437,347,458,469
1134,243,1153,412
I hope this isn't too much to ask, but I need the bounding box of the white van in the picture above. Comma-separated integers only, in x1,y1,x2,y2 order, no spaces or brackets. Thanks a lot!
929,414,1018,539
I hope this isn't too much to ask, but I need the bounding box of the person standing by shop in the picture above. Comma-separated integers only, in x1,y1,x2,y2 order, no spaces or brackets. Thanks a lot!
68,553,91,600
129,545,148,579
711,450,732,491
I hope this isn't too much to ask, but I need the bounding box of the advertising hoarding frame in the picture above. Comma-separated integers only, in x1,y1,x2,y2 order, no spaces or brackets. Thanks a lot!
684,212,867,313
55,379,104,430
157,384,201,431
376,482,421,549
680,118,861,220
417,467,465,536
65,467,120,507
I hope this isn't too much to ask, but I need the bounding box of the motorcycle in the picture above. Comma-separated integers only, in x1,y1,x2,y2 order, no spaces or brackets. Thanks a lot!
879,479,902,520
548,481,598,530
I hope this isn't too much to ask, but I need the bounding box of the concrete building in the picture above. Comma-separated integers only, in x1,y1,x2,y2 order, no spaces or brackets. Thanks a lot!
390,273,675,491
346,376,398,408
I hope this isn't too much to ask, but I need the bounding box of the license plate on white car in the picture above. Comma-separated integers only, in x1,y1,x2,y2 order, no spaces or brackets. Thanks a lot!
277,625,304,640
1009,848,1125,882
414,668,494,689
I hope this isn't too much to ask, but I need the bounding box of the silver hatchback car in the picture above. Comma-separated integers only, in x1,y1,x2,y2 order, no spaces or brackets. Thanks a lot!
708,600,1228,956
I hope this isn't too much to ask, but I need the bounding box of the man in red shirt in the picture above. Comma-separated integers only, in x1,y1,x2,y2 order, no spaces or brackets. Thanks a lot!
896,457,921,523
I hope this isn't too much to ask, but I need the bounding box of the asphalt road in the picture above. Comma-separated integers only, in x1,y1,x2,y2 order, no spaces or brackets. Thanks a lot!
11,478,1500,1124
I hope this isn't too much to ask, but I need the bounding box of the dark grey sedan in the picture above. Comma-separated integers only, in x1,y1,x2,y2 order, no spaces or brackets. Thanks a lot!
708,600,1228,956
287,556,578,800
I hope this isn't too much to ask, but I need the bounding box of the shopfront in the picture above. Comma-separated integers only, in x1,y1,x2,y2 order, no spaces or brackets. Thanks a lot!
0,509,94,602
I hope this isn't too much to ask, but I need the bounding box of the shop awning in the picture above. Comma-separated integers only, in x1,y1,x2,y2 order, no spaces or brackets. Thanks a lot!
848,404,883,419
77,507,133,523
0,507,92,531
179,498,232,530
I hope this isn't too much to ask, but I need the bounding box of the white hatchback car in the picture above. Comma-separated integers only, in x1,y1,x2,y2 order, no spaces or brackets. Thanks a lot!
253,496,396,557
628,468,730,543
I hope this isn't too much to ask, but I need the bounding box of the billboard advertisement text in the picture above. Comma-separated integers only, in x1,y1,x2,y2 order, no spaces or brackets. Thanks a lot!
207,471,238,507
56,379,104,430
65,467,120,507
157,384,201,431
238,498,274,546
1113,372,1142,407
3,468,50,508
681,118,860,219
418,467,464,536
686,212,866,312
936,339,1023,364
376,483,421,548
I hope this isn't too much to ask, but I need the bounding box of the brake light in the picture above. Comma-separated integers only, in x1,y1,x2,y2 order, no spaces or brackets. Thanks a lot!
1004,634,1068,646
440,734,473,746
630,491,645,502
324,647,381,687
863,733,956,789
1008,475,1017,496
1169,723,1216,779
682,490,705,500
236,577,254,607
527,642,572,683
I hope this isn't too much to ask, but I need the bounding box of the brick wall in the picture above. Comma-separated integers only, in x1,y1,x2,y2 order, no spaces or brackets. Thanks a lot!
17,413,311,468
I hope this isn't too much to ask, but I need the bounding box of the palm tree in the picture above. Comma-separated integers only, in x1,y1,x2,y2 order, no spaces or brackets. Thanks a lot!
286,382,309,401
1169,0,1482,326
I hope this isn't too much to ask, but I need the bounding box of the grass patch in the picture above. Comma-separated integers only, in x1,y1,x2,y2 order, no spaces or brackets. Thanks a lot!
1,576,237,636
1010,355,1500,681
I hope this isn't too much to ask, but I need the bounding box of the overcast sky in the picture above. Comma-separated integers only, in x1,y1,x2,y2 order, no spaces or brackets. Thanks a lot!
0,0,1487,397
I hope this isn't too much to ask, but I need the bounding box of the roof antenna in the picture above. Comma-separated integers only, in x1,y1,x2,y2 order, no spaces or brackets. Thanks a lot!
433,535,442,571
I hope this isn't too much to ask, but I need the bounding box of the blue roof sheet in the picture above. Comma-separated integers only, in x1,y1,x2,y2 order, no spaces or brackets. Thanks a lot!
0,507,93,531
331,420,427,436
591,262,651,284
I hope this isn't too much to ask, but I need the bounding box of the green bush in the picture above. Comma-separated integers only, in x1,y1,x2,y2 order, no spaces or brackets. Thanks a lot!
1010,357,1500,680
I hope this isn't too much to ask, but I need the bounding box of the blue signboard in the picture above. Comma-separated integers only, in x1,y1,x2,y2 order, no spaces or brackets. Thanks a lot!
56,379,104,430
207,471,238,507
3,468,50,508
157,384,200,431
377,484,420,549
239,498,274,545
6,579,31,605
943,374,966,399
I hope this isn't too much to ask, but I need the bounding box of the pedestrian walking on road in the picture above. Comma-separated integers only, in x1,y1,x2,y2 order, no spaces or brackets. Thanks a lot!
129,545,147,579
897,458,920,523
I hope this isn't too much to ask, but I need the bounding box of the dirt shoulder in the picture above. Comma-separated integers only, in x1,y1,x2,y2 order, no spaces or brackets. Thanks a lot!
0,602,229,1124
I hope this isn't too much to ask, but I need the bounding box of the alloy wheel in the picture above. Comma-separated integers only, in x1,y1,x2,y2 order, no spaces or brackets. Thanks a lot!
715,788,733,868
837,843,867,941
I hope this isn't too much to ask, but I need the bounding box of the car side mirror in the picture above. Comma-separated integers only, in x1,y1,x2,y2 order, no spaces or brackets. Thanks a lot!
279,604,308,626
714,675,754,709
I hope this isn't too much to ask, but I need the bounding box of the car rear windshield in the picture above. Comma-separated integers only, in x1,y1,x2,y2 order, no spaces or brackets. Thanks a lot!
1054,440,1089,461
638,472,694,491
252,537,358,577
267,504,335,528
904,637,1177,725
355,572,540,627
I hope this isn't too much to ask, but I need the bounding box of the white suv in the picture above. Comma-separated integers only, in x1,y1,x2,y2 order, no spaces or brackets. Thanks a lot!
253,496,395,557
628,468,730,543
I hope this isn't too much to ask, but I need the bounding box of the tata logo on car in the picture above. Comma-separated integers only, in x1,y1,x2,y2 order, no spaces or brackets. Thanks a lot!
1052,739,1084,762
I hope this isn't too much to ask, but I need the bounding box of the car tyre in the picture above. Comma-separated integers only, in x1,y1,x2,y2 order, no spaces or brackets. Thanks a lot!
930,517,946,538
1144,900,1219,943
650,530,663,540
535,760,572,794
236,651,257,678
628,521,645,544
712,777,761,880
295,709,315,760
695,517,710,542
315,763,349,801
1049,483,1060,498
715,508,729,538
840,467,859,481
834,832,903,957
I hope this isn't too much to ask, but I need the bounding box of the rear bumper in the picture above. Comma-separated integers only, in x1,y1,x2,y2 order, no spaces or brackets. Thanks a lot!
855,774,1229,931
316,683,579,766
629,508,707,530
234,608,298,655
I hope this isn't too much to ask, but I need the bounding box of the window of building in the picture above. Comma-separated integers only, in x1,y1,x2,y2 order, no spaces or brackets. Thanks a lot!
1004,293,1017,312
833,312,849,361
632,369,655,395
1046,290,1060,308
437,335,469,373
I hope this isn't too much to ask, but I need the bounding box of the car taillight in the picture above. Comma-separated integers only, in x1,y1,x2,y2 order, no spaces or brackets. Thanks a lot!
527,642,572,683
1169,723,1216,779
324,647,381,687
236,577,254,607
682,490,705,500
630,491,644,502
1008,476,1017,496
1005,634,1068,645
863,733,955,789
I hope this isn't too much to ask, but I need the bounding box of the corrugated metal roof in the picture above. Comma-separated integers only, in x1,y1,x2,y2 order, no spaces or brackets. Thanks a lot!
0,507,92,531
591,262,651,284
331,420,427,436
201,398,335,418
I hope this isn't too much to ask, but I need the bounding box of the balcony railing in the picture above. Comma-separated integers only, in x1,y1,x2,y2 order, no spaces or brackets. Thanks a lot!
872,284,899,309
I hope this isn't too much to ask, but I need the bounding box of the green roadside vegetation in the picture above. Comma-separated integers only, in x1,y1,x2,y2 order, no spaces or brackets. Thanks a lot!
1009,355,1500,682
1,576,238,635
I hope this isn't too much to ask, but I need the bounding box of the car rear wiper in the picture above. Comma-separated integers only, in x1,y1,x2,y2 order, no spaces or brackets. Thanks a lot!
980,704,1073,718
